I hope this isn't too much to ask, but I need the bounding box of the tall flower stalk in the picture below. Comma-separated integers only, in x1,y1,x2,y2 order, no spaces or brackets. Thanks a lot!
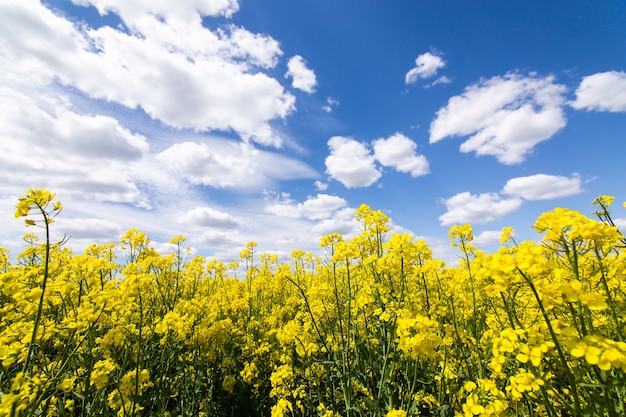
15,189,64,373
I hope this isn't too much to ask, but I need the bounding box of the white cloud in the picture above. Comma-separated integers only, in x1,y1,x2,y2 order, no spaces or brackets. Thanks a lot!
71,0,240,22
473,230,502,246
0,86,153,207
265,193,348,221
299,194,348,220
0,0,296,146
322,97,340,113
285,55,317,93
439,173,582,229
325,136,381,188
429,73,567,164
196,229,242,249
314,180,328,191
325,134,430,187
157,141,256,188
372,133,429,177
425,76,452,88
614,218,626,235
570,71,626,112
439,192,522,226
156,140,316,189
311,207,360,237
502,174,582,200
260,194,364,251
405,51,446,84
179,207,240,228
55,217,123,241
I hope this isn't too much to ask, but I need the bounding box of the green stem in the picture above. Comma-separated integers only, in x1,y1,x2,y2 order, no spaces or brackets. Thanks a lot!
460,240,479,343
516,267,582,416
594,247,623,341
23,204,51,374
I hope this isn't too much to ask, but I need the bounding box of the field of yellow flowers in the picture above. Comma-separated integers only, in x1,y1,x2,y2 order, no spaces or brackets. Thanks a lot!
1,189,625,417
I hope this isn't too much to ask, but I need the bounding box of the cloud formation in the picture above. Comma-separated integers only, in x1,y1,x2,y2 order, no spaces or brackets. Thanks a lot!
325,136,382,188
439,173,583,225
322,97,340,113
265,193,348,220
372,133,429,177
0,86,152,206
570,71,626,112
473,230,503,246
325,134,429,188
179,207,240,228
71,0,240,21
405,51,446,84
0,0,296,146
502,174,582,200
286,55,317,93
439,192,522,226
157,141,316,189
429,73,567,164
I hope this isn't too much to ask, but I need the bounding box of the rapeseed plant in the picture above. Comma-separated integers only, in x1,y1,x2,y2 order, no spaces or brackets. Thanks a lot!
1,188,625,416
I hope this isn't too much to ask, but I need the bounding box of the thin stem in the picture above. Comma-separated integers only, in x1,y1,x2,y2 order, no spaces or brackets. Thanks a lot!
22,204,51,373
516,267,582,416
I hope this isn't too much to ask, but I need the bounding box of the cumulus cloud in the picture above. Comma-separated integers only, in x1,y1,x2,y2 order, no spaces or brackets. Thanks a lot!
570,71,626,112
156,141,316,189
325,136,381,188
439,192,522,226
196,229,242,248
405,51,446,84
179,207,240,228
0,0,296,146
372,133,429,177
298,194,348,220
265,193,348,220
439,173,582,226
285,55,317,93
55,217,123,241
0,86,151,206
429,73,567,164
502,174,582,200
71,0,240,21
473,230,503,246
311,207,360,237
325,134,429,188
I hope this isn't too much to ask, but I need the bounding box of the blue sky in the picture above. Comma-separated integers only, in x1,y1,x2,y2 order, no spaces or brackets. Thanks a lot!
1,0,626,263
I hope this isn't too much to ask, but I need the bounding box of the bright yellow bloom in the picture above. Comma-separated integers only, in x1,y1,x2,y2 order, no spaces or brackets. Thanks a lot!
90,359,118,389
592,195,614,207
385,410,407,417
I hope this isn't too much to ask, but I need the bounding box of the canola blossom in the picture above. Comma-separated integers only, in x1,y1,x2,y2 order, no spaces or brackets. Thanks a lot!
1,188,625,416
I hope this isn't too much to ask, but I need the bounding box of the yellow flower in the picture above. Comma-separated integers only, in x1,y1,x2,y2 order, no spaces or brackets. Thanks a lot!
15,188,57,218
90,359,118,389
385,410,407,417
221,374,237,394
578,293,607,311
592,195,614,207
500,226,515,244
507,370,544,400
240,361,259,384
56,376,76,391
271,399,293,417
